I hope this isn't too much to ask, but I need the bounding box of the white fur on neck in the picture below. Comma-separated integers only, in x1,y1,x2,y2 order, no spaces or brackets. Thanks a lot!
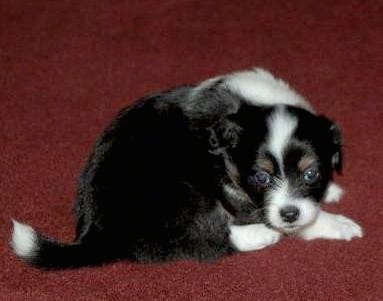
224,68,313,111
193,68,313,112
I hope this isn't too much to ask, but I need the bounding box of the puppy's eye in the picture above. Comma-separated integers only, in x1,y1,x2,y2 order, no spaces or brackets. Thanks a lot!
253,171,272,186
303,167,319,184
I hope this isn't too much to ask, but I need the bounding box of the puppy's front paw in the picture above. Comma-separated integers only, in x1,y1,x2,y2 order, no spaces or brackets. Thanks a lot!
329,215,363,240
299,211,363,241
324,182,344,204
230,224,281,252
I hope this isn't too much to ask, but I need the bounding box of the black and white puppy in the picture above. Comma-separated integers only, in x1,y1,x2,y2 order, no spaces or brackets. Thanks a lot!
11,68,363,269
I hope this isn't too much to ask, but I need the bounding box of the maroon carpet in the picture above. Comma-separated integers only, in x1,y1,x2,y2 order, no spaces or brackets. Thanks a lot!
1,1,382,300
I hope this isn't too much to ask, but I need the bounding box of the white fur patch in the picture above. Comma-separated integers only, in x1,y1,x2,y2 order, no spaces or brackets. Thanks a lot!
266,107,298,167
298,210,363,241
11,220,38,258
324,182,345,203
229,223,281,252
224,68,313,111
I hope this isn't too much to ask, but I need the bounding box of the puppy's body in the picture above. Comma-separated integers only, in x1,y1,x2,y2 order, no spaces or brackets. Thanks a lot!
11,68,362,269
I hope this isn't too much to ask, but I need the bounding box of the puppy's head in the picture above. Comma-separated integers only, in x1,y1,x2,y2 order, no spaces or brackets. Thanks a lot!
230,104,342,233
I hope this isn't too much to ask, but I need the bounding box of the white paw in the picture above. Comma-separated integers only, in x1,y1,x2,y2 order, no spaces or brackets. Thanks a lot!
299,211,363,241
230,224,281,252
324,182,344,204
330,215,364,240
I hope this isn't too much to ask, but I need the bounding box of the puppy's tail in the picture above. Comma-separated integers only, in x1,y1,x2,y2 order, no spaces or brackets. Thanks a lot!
10,220,108,269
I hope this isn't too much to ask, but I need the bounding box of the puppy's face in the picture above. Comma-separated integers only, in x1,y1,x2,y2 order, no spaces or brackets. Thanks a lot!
249,144,325,233
232,105,342,233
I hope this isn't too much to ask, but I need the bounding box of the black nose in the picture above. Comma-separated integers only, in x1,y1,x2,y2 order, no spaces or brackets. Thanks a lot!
280,206,300,223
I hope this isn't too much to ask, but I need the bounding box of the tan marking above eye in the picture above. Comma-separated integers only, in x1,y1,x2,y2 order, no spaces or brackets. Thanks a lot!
298,155,316,172
256,158,274,174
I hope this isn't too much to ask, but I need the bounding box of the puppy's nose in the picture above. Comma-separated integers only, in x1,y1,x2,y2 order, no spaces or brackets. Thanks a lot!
280,206,299,223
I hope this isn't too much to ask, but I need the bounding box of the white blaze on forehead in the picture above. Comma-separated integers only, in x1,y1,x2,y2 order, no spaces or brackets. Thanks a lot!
266,180,290,229
266,107,298,167
268,180,290,207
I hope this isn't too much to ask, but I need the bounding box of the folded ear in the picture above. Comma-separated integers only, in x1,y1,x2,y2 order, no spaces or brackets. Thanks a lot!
318,115,343,174
207,119,242,155
209,102,269,152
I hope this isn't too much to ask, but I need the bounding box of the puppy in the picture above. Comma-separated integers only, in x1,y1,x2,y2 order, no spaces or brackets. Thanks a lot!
11,68,363,269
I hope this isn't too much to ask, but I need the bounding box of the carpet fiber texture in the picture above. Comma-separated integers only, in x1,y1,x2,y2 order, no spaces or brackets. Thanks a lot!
1,0,382,300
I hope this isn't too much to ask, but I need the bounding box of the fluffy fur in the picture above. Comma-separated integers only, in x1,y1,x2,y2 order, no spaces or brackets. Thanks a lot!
10,68,363,269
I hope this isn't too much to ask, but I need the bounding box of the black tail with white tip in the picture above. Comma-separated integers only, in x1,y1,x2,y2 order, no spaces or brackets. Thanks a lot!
10,220,110,269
